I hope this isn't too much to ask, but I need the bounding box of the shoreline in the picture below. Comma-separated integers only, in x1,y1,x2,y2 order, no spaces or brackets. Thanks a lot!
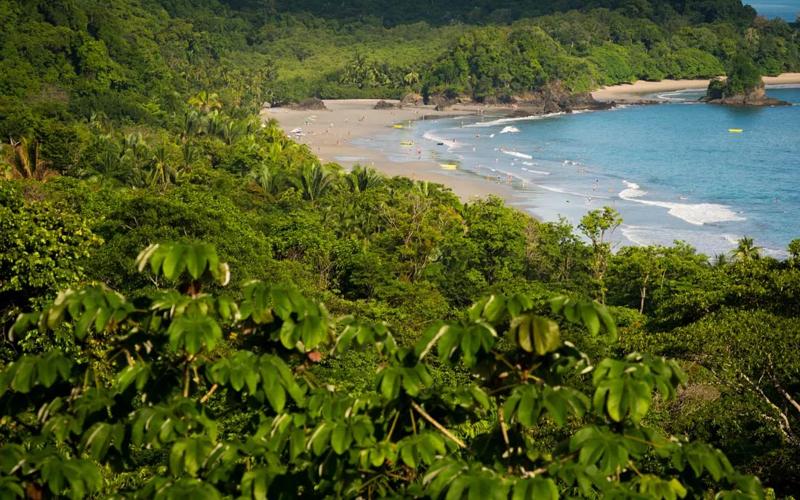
592,72,800,102
262,73,800,203
262,99,519,202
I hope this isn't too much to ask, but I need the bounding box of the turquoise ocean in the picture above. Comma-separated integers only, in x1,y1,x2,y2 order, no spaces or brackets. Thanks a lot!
354,86,800,257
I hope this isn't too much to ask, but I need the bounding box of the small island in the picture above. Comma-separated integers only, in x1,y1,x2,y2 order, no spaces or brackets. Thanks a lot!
703,53,790,106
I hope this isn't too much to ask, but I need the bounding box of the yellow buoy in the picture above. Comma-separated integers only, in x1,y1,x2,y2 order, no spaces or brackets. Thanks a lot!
728,128,743,133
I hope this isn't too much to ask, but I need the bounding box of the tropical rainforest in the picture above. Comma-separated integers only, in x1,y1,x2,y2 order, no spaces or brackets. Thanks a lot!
1,0,800,498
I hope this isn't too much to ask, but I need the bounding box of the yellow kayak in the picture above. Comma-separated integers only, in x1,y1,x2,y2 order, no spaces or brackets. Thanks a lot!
393,124,405,129
729,128,743,133
439,163,458,170
400,140,414,146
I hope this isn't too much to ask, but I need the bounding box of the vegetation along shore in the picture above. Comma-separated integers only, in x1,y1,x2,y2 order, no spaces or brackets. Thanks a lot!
2,0,800,498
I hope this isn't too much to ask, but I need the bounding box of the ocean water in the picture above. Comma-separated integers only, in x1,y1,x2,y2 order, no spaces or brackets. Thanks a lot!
356,86,800,257
747,1,799,20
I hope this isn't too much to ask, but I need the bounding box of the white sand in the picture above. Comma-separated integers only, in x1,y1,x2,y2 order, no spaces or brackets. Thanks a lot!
262,99,518,201
592,72,800,102
264,75,800,200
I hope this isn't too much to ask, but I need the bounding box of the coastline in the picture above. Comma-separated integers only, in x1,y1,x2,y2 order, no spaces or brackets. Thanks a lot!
592,72,800,102
262,73,800,203
262,99,519,201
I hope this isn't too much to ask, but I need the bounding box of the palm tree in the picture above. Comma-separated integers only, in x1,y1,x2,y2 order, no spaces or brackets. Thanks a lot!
181,143,197,171
1,138,56,181
188,91,222,113
414,180,431,197
120,133,150,187
265,141,305,170
180,109,204,142
293,163,335,202
122,133,147,164
731,236,762,263
205,110,223,137
94,135,123,178
148,144,178,188
249,163,284,197
345,165,382,193
403,70,420,89
220,120,248,145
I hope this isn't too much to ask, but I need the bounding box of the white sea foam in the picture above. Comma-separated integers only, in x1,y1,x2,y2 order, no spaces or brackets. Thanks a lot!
619,225,652,247
466,112,567,128
501,149,533,160
500,126,520,134
619,180,745,226
521,168,551,175
422,131,461,150
654,89,703,102
619,226,786,259
534,184,609,199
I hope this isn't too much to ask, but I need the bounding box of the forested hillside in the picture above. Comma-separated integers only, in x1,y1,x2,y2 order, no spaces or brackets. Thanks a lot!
2,0,800,498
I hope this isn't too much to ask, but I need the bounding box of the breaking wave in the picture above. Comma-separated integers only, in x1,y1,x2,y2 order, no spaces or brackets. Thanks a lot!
619,181,745,226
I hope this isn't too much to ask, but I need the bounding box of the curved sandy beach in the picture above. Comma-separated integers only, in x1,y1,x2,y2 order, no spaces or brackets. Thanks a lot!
262,100,518,201
263,74,800,200
592,72,800,102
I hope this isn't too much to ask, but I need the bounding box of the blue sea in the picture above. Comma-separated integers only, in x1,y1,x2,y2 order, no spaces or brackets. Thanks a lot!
355,86,800,257
747,1,799,20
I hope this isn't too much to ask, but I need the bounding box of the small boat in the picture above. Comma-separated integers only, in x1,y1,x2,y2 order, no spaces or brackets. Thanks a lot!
728,128,743,133
439,163,458,170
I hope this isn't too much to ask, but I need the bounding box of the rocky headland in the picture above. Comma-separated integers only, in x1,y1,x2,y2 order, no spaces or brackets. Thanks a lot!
702,77,790,106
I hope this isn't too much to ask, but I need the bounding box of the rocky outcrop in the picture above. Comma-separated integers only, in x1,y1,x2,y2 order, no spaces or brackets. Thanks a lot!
427,94,458,110
513,81,614,114
373,99,400,109
427,93,475,110
401,93,423,106
702,79,790,107
426,81,621,114
288,97,327,110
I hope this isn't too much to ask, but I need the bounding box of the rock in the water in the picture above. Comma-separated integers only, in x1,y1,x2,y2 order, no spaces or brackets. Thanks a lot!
702,78,790,107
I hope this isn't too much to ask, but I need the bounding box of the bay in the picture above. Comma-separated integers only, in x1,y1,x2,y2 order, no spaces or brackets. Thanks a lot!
364,86,800,257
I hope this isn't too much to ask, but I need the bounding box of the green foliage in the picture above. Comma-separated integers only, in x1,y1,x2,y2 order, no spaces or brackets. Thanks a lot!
724,53,763,96
579,206,622,303
0,182,101,341
0,242,765,498
1,0,799,496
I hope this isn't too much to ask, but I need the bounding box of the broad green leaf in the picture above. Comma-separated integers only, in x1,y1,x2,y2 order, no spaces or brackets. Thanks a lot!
533,316,560,355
